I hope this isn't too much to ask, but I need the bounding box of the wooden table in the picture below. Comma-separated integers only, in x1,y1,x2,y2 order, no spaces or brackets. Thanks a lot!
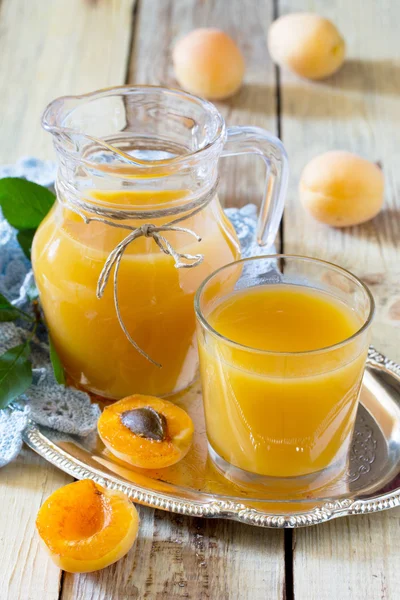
1,1,399,598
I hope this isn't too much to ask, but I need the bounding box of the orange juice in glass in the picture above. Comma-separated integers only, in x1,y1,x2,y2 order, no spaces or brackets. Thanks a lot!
195,256,374,489
32,86,288,399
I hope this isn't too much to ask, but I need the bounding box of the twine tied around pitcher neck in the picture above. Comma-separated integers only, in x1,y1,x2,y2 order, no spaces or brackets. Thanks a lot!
56,178,219,367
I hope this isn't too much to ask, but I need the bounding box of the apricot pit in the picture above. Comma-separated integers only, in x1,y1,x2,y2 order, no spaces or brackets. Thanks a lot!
121,407,168,441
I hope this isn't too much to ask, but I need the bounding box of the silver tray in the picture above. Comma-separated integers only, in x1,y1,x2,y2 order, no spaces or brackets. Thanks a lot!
23,347,400,529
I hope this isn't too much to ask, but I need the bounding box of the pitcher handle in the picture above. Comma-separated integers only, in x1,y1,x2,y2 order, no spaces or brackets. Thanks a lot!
221,126,289,247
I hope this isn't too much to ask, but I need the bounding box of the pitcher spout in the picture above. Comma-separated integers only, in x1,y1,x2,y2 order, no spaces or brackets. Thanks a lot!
41,85,225,179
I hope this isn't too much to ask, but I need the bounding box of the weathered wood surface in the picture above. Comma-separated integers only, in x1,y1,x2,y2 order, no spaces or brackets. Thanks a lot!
1,0,399,598
0,0,136,163
0,1,285,599
62,507,284,600
0,1,135,600
130,0,279,211
63,0,285,598
0,449,68,600
280,0,400,598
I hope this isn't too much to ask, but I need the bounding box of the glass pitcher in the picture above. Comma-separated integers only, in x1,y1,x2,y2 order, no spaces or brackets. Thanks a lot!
32,86,288,399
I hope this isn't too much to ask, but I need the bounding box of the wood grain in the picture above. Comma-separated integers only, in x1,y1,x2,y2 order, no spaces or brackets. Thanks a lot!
0,2,136,599
62,506,284,600
292,513,400,600
2,0,399,597
62,0,286,598
130,0,279,211
0,448,70,600
280,0,400,358
0,0,136,162
279,1,400,598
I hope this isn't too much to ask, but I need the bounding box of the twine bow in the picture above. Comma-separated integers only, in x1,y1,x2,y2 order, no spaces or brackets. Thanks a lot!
57,179,219,367
97,222,204,367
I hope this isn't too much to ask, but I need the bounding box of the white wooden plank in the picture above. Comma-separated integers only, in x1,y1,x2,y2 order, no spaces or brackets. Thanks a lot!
63,0,285,597
0,2,136,598
0,449,70,600
279,1,400,598
130,0,280,211
62,506,284,600
0,0,136,162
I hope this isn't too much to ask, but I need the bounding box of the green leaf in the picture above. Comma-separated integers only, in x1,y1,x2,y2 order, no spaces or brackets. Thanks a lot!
0,292,19,322
49,337,66,385
0,344,32,409
0,178,55,230
17,229,36,259
0,292,35,323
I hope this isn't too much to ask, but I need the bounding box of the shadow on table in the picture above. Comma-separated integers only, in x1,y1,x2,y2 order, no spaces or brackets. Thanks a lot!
218,82,366,120
334,207,400,244
329,58,400,95
229,58,400,120
146,57,400,124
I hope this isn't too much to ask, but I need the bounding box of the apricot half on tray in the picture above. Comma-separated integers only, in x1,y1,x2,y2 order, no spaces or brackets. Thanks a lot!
98,394,194,469
36,479,139,573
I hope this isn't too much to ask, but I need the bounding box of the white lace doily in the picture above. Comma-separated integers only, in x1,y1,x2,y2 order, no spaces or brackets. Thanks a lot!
0,406,30,468
25,368,100,436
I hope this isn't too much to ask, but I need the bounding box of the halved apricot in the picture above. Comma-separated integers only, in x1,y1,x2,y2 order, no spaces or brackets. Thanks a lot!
98,394,194,469
36,480,139,573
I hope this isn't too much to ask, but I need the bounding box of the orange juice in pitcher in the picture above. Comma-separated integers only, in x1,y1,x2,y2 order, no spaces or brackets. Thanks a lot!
32,87,288,398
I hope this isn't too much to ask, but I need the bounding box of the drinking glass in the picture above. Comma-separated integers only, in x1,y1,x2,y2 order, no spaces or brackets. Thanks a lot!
195,255,374,491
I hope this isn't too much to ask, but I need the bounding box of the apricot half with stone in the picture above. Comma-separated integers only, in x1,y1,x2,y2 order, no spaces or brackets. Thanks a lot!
98,395,194,469
36,480,139,573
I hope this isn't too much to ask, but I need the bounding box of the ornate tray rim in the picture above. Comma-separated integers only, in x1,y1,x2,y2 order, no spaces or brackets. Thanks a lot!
23,346,400,529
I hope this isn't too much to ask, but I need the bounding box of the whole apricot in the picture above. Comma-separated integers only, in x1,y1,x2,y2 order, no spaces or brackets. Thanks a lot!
268,13,346,80
299,151,384,227
173,28,245,99
36,480,139,573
